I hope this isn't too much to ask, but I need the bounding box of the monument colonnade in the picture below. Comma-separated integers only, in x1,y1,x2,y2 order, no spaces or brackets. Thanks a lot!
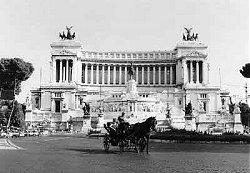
81,63,176,86
183,59,205,84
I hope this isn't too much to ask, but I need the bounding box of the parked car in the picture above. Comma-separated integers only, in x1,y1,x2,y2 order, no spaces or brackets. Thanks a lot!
8,130,20,138
41,130,50,136
0,131,7,138
19,131,28,137
28,130,39,136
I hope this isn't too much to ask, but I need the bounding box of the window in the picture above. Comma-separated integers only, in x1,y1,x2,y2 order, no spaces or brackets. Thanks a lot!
200,94,207,99
55,100,61,113
55,92,61,97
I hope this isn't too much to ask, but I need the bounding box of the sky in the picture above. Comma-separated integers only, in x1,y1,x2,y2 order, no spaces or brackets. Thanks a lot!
0,0,249,103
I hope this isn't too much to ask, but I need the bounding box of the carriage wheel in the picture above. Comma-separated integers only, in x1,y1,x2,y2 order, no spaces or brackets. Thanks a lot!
118,140,125,152
138,137,147,152
103,136,110,151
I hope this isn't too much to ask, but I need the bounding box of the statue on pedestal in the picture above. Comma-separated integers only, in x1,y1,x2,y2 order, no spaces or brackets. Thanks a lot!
128,62,135,80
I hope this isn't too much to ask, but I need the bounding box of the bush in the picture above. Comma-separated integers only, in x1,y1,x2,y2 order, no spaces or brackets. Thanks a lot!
151,130,250,143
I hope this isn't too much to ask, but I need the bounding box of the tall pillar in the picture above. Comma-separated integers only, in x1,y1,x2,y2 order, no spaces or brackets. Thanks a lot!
60,60,63,83
53,59,56,83
183,60,188,84
147,66,150,85
96,64,99,84
190,61,193,83
78,61,82,83
197,61,200,83
141,66,144,84
164,65,167,84
85,64,88,84
202,62,205,84
136,65,138,82
113,65,116,85
119,66,122,85
102,64,105,85
207,63,210,84
90,64,94,84
66,60,69,82
158,65,161,85
72,59,76,82
153,66,156,85
125,65,127,83
170,65,173,84
107,65,110,84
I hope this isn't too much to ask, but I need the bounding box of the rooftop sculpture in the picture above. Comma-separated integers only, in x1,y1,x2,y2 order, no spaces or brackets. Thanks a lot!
59,26,75,40
183,28,198,41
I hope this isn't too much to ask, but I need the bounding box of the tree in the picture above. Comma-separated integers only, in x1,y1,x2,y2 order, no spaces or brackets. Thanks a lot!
239,103,250,127
0,58,34,95
240,63,250,78
0,100,26,128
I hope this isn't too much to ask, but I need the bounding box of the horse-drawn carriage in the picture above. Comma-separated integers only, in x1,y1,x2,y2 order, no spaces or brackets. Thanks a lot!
103,117,157,153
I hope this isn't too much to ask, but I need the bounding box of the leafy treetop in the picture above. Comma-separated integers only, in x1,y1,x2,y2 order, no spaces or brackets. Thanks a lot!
0,58,34,95
240,63,250,78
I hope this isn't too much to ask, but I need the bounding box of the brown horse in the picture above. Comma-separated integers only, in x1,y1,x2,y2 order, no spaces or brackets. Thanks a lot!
130,117,157,154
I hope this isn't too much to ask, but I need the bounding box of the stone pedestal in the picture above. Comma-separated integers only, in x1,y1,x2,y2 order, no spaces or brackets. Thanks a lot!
82,115,91,134
97,113,106,133
233,112,244,133
184,114,196,131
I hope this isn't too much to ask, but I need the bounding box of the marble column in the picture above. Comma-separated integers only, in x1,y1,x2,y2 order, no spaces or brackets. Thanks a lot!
60,60,63,83
85,64,88,84
78,61,82,83
158,65,161,85
197,61,200,83
164,66,167,84
72,59,76,82
201,61,203,83
53,60,56,83
142,66,144,84
66,60,69,82
183,60,188,84
107,65,110,84
90,64,94,84
147,66,150,85
125,65,127,83
136,66,138,82
170,65,173,84
119,66,122,85
102,64,105,85
96,64,99,84
153,66,156,85
190,61,193,83
113,65,116,85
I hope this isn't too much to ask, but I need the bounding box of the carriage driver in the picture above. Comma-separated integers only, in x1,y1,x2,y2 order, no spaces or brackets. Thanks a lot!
118,112,125,124
117,112,127,138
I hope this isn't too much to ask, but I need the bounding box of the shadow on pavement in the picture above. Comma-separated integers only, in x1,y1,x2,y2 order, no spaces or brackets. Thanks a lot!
66,148,119,154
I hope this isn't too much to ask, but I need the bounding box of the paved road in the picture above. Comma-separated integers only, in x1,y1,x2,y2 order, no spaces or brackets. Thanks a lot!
0,136,249,173
0,138,22,150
